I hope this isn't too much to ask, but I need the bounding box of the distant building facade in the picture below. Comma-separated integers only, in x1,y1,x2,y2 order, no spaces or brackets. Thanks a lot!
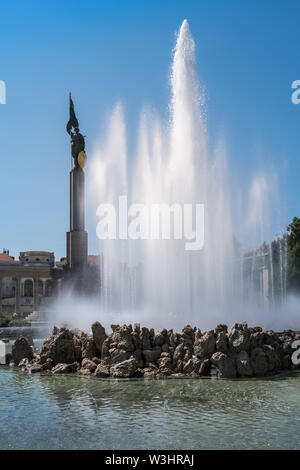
0,250,57,317
0,249,102,318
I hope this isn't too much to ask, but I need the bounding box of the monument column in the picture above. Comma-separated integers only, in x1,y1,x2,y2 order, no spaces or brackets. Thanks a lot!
66,93,88,270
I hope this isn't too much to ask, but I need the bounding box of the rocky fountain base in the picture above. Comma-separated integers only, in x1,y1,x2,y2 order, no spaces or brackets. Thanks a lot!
5,322,300,379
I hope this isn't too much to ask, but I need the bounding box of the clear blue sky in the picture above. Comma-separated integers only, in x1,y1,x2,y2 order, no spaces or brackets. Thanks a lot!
0,0,299,259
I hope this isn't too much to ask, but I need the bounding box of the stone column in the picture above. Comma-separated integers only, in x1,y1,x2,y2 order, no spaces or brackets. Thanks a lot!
15,277,21,315
66,167,88,270
70,167,85,231
33,277,39,312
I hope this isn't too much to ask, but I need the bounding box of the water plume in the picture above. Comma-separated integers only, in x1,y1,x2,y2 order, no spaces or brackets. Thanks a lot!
53,20,300,333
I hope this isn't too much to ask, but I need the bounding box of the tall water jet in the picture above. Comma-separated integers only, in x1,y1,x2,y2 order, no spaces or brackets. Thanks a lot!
283,233,288,301
87,20,289,330
268,242,275,303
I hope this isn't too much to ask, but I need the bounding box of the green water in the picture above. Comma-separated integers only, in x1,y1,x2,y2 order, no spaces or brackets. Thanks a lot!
0,367,300,450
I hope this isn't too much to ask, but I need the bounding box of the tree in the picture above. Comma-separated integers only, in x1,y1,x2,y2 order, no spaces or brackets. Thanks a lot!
287,217,300,291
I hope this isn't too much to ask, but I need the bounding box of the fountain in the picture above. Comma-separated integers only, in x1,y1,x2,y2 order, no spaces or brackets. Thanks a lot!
87,19,295,331
2,15,300,454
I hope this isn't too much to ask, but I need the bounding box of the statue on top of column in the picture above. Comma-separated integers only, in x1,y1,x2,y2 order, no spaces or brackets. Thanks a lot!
66,92,87,169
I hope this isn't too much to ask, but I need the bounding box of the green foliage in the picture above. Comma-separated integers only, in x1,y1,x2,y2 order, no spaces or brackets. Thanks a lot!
287,217,300,249
8,318,28,326
287,217,300,291
0,317,11,327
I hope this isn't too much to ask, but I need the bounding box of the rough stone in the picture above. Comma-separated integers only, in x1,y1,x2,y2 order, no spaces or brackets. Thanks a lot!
81,336,100,360
110,324,119,332
132,349,144,368
111,325,135,352
110,357,138,378
92,357,101,365
169,332,180,348
282,354,291,369
236,351,253,376
18,357,30,369
9,321,298,380
143,367,158,379
101,337,112,359
263,344,281,372
5,353,12,365
158,367,173,376
158,353,173,370
250,348,269,376
216,331,228,353
153,330,167,347
78,368,92,376
173,343,184,362
131,331,141,350
140,327,151,350
149,328,155,346
12,337,33,366
228,323,250,353
94,362,110,378
92,321,107,356
182,358,201,374
250,331,265,349
215,324,228,334
29,363,44,373
42,358,53,370
40,328,81,365
142,348,161,363
176,359,184,373
81,358,97,372
198,359,211,376
52,362,79,374
108,348,130,365
194,330,216,358
211,352,236,378
181,325,195,352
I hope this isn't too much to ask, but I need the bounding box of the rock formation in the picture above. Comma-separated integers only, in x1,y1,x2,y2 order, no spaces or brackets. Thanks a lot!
12,336,34,365
7,322,300,379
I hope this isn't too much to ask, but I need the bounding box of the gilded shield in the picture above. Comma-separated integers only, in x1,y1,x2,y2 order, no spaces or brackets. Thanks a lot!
78,151,87,168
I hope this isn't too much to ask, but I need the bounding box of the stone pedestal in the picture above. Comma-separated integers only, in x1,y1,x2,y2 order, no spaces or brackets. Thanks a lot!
66,167,88,270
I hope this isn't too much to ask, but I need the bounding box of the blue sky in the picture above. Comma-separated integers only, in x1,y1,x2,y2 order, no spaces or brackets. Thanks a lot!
0,0,299,259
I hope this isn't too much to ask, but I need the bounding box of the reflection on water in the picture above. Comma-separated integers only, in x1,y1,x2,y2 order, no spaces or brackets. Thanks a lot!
0,368,300,450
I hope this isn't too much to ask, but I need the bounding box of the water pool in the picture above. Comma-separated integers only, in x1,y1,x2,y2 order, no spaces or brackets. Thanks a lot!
0,368,300,450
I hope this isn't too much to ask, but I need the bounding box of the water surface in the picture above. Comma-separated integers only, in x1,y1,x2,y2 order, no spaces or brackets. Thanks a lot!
1,368,300,449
